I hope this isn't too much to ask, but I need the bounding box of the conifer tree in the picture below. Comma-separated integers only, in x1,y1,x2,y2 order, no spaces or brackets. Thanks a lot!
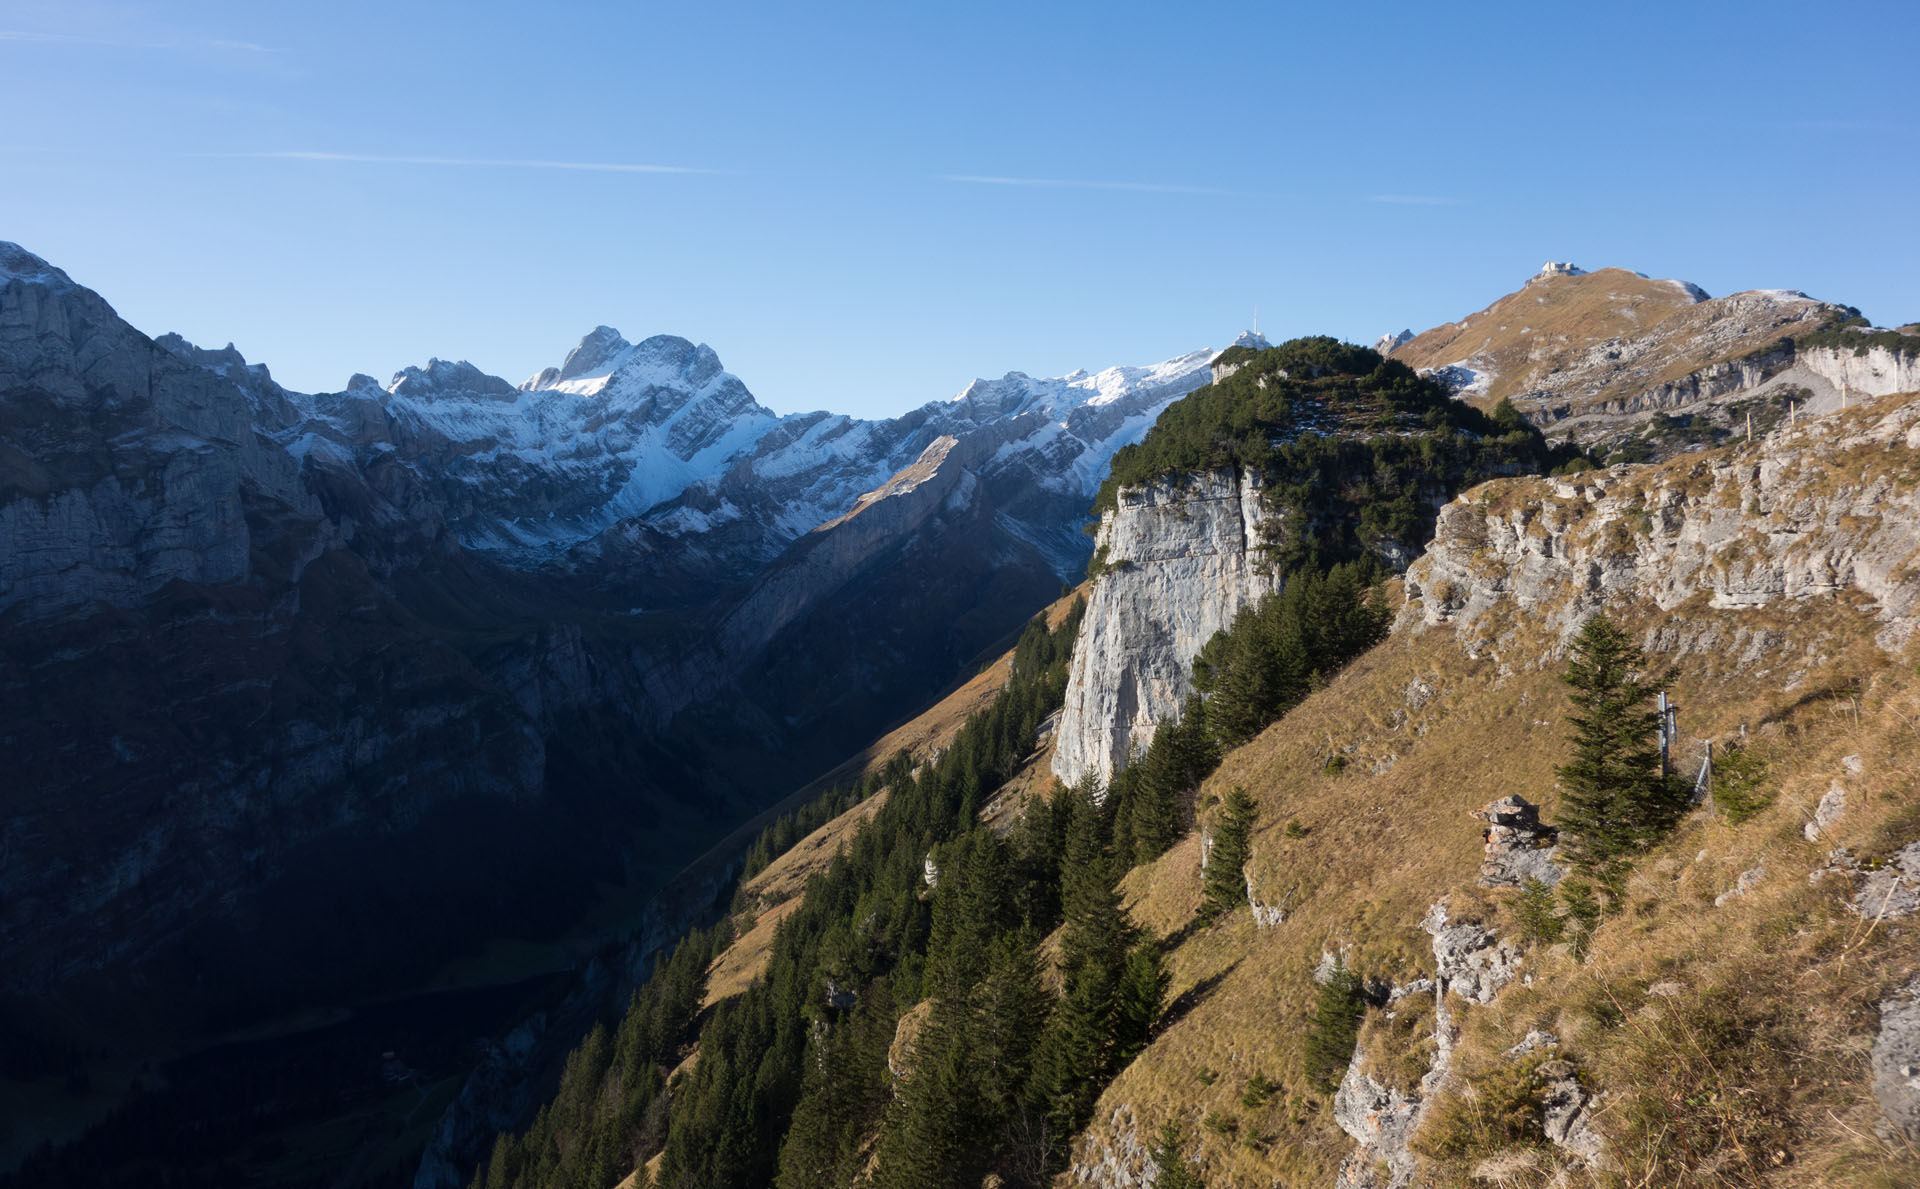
1127,697,1211,862
1148,1120,1206,1189
1553,614,1690,882
1199,787,1257,921
1304,965,1366,1092
1112,940,1168,1064
972,929,1051,1122
1058,785,1125,984
871,1007,983,1189
1035,783,1139,1149
776,985,896,1189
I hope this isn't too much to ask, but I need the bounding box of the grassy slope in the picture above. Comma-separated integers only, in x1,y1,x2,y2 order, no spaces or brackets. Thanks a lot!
1083,427,1920,1185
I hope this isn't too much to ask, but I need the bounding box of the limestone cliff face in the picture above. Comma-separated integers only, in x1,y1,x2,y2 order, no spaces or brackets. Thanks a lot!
1799,343,1920,403
1052,469,1279,790
1401,388,1920,653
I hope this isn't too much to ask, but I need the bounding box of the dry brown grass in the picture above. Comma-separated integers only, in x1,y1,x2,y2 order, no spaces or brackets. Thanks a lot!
702,897,806,1009
1078,560,1920,1187
743,795,889,913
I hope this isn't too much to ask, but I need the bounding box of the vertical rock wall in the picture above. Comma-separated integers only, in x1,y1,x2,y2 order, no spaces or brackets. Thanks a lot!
1052,469,1279,791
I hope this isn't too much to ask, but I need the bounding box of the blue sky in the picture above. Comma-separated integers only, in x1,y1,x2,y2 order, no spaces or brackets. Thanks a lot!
4,0,1917,418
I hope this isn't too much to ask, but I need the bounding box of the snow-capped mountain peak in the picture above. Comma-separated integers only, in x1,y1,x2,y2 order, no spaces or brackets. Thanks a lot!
523,329,736,407
557,325,631,382
0,241,73,290
389,357,518,400
1218,330,1271,356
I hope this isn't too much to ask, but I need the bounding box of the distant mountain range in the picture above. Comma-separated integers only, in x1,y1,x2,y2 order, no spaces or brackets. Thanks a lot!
0,240,1222,1056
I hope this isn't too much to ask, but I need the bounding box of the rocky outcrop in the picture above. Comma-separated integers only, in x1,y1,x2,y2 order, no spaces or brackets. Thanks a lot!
1392,268,1858,454
1334,1063,1423,1189
1851,843,1920,921
1248,871,1288,927
1333,903,1524,1188
1069,1105,1149,1188
1401,390,1920,654
1052,470,1280,790
1800,343,1920,403
1208,330,1271,383
1473,795,1562,888
1538,1056,1606,1168
1873,978,1920,1142
1714,862,1769,908
1424,900,1522,1006
1804,781,1848,841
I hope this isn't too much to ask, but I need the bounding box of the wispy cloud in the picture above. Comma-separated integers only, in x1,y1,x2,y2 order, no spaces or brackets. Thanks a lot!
211,151,721,175
940,173,1233,196
1775,118,1911,132
1364,194,1461,206
0,29,274,52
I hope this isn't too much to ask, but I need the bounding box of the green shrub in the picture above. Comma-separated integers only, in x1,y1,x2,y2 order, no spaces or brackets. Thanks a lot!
1148,1120,1207,1189
1513,878,1565,946
1712,743,1773,824
1304,967,1368,1092
1559,878,1602,960
1240,1072,1278,1109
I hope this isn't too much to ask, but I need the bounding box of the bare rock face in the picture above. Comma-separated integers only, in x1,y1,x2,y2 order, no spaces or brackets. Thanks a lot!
1401,390,1920,656
1052,469,1280,790
1424,900,1522,1006
1805,781,1848,841
1852,843,1920,920
1473,795,1562,888
1873,978,1920,1141
1799,344,1920,404
1068,1105,1148,1188
1334,1062,1423,1189
0,250,310,619
1333,903,1525,1188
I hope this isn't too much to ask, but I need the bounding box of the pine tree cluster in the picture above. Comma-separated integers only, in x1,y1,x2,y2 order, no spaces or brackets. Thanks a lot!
472,599,1174,1189
1107,562,1390,873
1092,338,1571,573
473,923,731,1189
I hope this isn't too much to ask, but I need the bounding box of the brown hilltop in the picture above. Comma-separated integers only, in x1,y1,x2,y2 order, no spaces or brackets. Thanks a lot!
1388,266,1845,448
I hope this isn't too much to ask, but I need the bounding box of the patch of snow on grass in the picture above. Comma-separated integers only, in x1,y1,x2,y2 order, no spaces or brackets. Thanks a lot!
1426,361,1496,399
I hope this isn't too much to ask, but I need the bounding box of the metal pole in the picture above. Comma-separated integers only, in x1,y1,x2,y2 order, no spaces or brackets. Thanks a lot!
1658,692,1671,777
